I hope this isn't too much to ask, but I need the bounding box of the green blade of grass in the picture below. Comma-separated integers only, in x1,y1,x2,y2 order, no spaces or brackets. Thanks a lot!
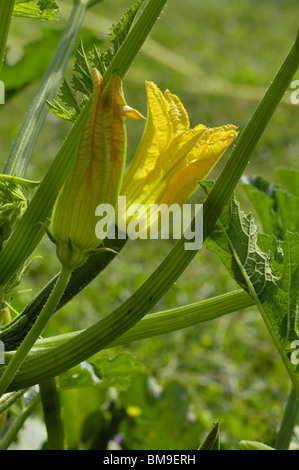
3,0,90,177
0,0,15,77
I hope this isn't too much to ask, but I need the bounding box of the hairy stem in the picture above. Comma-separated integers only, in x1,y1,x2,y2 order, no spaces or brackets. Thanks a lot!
40,377,65,450
0,266,72,398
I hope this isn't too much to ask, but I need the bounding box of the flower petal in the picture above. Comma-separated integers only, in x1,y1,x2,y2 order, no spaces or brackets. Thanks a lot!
159,124,238,206
164,89,190,133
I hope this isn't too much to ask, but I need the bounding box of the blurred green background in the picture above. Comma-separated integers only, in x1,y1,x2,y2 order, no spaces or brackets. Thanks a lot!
1,0,299,450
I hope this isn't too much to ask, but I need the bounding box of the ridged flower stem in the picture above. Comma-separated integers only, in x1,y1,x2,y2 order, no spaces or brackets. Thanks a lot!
40,377,65,450
0,266,72,398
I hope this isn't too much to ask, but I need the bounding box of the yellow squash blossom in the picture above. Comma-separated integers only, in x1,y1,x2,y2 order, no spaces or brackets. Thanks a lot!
117,81,237,237
51,69,143,268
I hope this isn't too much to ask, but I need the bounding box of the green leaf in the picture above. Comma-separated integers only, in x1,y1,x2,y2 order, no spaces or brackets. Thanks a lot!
198,421,220,450
90,353,144,392
275,188,299,235
46,77,83,122
275,168,299,198
119,374,203,450
72,39,93,94
13,0,61,20
241,175,281,237
0,175,39,250
58,361,102,389
237,440,275,450
202,182,299,394
46,97,77,122
109,0,144,54
47,0,144,121
59,354,144,392
241,175,299,237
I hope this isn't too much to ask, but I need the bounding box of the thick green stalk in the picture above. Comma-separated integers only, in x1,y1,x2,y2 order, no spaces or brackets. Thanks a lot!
275,388,299,450
14,289,253,358
3,0,89,177
86,0,104,7
0,0,15,76
103,0,167,84
3,29,299,391
40,377,65,450
0,0,167,290
0,266,72,398
0,394,40,450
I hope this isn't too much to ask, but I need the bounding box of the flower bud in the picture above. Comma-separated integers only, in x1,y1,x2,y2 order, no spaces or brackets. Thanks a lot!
51,69,143,268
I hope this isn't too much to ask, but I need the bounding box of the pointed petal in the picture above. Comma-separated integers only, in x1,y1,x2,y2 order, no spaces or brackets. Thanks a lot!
160,125,238,205
164,89,190,133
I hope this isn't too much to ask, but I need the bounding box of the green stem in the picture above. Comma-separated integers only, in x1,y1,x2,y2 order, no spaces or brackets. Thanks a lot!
40,377,65,450
104,0,167,84
275,388,299,450
0,394,40,450
16,289,254,358
3,0,89,177
0,0,15,76
86,0,103,7
0,266,72,398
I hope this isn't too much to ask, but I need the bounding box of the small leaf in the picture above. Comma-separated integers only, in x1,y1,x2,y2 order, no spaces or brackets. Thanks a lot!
241,175,281,237
72,39,93,95
90,353,144,392
46,98,77,122
275,188,299,235
59,354,144,392
241,175,299,237
237,440,275,450
109,0,144,53
48,0,144,121
13,0,61,20
0,175,39,250
198,420,220,450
